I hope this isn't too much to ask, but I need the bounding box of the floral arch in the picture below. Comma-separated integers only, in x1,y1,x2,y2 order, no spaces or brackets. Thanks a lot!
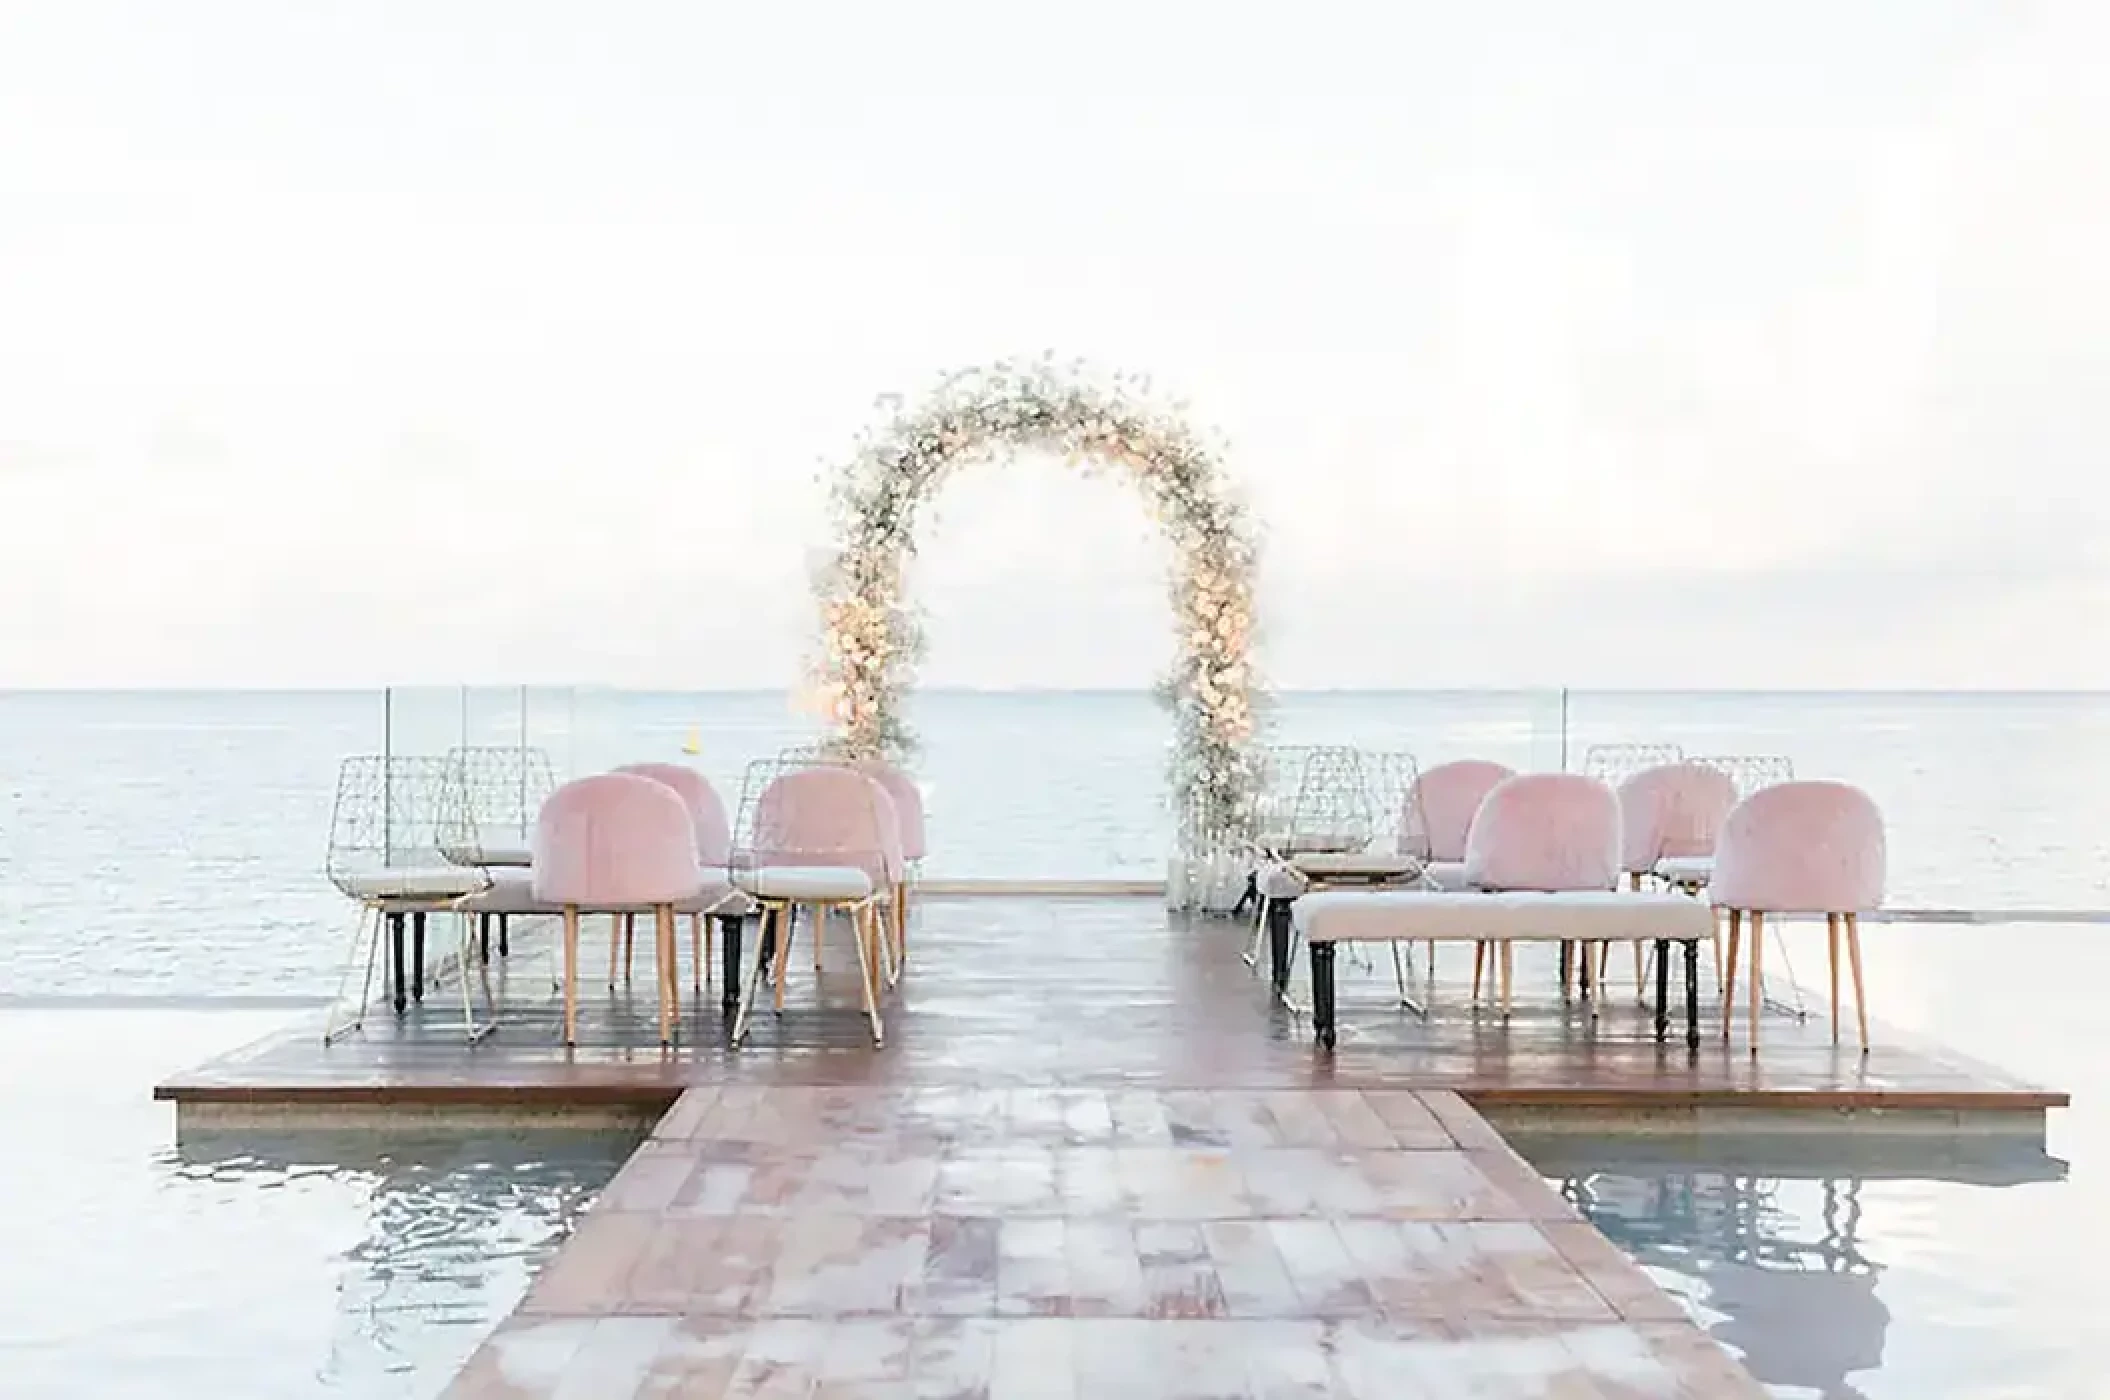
810,358,1262,850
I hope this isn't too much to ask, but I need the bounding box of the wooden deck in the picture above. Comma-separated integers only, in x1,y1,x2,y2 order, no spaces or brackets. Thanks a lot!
157,895,2066,1124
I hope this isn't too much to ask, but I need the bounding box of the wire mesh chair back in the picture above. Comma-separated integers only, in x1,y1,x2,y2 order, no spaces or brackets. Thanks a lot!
1361,750,1423,857
1277,745,1377,854
435,745,557,865
1582,743,1685,787
730,752,902,885
1247,744,1317,854
1690,754,1796,800
326,754,455,893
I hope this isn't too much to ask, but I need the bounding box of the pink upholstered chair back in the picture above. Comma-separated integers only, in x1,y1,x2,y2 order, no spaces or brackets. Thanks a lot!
1616,761,1741,873
1464,773,1620,892
1709,781,1886,913
750,765,904,884
855,759,926,864
1405,759,1515,862
614,762,732,865
532,773,703,907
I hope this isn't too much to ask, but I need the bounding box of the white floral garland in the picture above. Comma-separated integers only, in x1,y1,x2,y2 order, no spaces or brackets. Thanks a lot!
810,358,1263,848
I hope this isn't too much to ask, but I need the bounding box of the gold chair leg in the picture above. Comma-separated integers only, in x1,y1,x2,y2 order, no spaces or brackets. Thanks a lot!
1472,942,1486,1003
562,906,581,1048
774,904,796,1011
1846,912,1869,1051
1499,942,1515,1019
893,882,909,972
1826,913,1841,1044
1748,910,1765,1053
691,911,706,994
731,901,778,1045
656,904,675,1045
665,905,681,1033
1721,909,1742,1037
852,902,885,1045
624,911,636,981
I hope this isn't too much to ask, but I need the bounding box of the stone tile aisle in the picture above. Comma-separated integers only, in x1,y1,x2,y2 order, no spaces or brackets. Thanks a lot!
443,1086,1762,1397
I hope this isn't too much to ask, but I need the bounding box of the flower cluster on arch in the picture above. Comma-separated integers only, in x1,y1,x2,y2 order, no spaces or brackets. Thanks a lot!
810,357,1263,841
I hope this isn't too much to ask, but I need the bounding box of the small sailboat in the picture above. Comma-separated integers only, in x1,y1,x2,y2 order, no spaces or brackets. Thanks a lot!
680,727,702,755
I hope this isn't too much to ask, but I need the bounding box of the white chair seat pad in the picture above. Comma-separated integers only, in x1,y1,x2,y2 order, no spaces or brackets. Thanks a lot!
1653,856,1714,887
1290,851,1424,881
1296,889,1716,945
442,841,533,868
1422,860,1472,892
734,866,875,902
457,874,756,919
340,868,489,902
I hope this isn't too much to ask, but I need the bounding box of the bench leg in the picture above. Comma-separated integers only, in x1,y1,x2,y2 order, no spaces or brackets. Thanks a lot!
1685,937,1701,1051
389,913,407,1015
1653,938,1671,1041
718,913,744,1017
1310,941,1337,1049
1267,896,1294,997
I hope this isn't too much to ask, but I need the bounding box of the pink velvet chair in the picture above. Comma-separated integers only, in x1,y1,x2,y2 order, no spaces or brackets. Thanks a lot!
1405,759,1516,884
1709,780,1886,1052
856,758,924,972
1610,761,1742,989
1462,772,1620,1012
732,761,903,1045
614,761,735,993
1403,759,1515,996
532,772,704,1048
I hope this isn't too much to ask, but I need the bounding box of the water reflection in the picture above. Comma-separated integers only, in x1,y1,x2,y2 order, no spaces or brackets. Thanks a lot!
163,1130,635,1395
1513,1134,2068,1400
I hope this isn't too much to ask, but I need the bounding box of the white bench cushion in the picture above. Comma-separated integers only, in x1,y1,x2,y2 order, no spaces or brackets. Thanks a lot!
1295,889,1715,945
1654,856,1713,887
339,868,489,902
734,866,874,902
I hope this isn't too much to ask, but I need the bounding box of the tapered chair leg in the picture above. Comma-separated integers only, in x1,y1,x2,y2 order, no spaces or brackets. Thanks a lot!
561,906,581,1048
1721,909,1742,1037
1845,912,1869,1051
1747,910,1765,1053
1826,913,1841,1044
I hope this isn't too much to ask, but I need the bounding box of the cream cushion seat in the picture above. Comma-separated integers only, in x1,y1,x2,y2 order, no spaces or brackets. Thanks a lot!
460,872,755,919
1654,855,1714,888
733,866,874,903
341,868,490,902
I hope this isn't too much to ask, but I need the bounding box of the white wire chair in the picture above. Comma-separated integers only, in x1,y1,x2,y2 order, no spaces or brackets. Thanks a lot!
727,751,902,1046
435,745,555,868
322,754,495,1046
1582,742,1686,788
1691,754,1796,799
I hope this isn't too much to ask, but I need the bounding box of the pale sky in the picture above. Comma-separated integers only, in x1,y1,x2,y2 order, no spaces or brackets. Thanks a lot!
1,0,2105,689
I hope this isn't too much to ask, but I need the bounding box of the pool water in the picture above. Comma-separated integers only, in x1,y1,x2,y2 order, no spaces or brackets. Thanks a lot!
1506,919,2108,1399
0,1010,638,1400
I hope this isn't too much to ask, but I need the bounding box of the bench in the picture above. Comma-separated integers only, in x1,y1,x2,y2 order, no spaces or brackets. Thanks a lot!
1290,889,1717,1050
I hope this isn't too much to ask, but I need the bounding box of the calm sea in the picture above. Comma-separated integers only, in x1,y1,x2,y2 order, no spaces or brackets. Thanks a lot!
1,686,2106,1000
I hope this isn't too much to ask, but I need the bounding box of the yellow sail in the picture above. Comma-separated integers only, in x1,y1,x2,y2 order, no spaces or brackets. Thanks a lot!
680,727,702,755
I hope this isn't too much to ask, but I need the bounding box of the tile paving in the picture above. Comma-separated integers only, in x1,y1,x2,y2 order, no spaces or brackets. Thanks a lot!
444,1085,1763,1397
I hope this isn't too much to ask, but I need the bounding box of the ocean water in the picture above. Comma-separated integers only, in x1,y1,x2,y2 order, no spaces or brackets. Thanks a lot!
1,687,2106,1000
